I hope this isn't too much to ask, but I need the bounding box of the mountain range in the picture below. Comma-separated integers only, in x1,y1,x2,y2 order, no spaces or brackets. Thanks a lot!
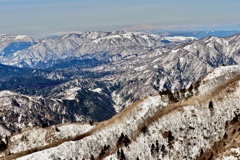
156,30,240,39
0,31,240,126
0,31,240,159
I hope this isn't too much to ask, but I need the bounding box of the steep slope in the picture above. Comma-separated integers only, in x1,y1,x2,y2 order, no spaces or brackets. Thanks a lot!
1,65,239,160
152,35,239,91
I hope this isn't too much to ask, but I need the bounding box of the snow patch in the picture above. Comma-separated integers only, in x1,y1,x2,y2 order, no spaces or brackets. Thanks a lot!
56,87,81,100
0,90,17,97
15,35,28,40
90,88,102,93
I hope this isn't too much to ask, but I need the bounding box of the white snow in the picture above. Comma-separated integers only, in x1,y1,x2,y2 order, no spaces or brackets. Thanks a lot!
134,65,147,71
0,90,17,97
172,49,179,53
15,35,29,40
56,87,81,100
92,35,122,43
0,125,11,137
220,148,240,160
111,91,124,112
14,35,36,42
90,88,102,93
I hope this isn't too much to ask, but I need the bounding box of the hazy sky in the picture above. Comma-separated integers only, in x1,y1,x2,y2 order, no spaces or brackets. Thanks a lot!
1,0,240,36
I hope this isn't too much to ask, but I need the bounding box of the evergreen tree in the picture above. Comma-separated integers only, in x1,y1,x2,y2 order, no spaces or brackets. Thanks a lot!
120,149,126,160
151,143,156,154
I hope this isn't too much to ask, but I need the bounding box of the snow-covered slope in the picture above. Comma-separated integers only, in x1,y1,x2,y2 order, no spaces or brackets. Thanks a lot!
0,123,94,158
1,65,239,160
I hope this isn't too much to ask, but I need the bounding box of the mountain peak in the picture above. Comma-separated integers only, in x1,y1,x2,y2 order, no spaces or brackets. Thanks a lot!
14,35,37,42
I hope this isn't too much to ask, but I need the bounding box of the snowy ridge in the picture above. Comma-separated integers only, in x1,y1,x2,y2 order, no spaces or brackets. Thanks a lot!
14,35,37,42
0,31,164,68
0,123,94,158
1,65,239,159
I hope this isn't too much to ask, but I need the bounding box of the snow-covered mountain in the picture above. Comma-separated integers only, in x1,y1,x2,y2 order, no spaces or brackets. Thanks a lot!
0,31,240,159
46,33,240,111
0,31,165,68
1,65,239,159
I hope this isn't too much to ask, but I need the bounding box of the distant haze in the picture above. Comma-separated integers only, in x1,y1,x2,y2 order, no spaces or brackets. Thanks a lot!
1,0,240,36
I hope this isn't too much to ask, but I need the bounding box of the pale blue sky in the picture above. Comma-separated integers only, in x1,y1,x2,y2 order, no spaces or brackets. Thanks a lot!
0,0,240,36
